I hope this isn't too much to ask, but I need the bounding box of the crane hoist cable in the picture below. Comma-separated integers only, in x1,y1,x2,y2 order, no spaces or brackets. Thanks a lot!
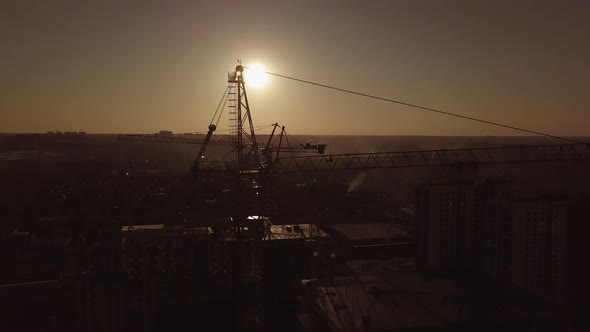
244,66,586,145
253,124,275,131
281,129,299,149
191,86,231,178
210,86,229,128
282,132,296,159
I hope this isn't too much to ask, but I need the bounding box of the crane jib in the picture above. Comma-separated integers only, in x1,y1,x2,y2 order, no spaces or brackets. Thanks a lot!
273,143,590,173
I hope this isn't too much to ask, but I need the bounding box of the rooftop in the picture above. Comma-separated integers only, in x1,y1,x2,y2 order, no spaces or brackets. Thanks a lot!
300,260,464,331
325,223,410,243
121,224,165,231
266,224,329,241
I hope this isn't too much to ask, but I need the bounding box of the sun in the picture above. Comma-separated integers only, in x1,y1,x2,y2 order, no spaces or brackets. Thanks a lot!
245,64,267,88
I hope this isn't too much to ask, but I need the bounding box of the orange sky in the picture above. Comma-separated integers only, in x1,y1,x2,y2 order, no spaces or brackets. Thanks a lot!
2,0,589,136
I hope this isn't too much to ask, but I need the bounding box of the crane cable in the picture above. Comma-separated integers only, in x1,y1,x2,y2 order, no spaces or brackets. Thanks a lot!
210,86,229,127
244,66,586,145
283,129,304,149
213,124,273,134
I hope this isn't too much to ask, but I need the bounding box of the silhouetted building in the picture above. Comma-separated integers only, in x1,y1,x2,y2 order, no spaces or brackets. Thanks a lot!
413,181,590,329
414,181,479,270
484,189,568,301
62,221,332,331
481,188,590,329
63,224,227,331
262,224,332,332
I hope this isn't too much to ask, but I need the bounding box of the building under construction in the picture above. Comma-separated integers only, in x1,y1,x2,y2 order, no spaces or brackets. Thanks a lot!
63,220,331,332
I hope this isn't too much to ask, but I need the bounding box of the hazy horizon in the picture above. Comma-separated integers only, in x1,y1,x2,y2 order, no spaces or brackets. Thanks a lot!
3,1,589,136
2,132,590,141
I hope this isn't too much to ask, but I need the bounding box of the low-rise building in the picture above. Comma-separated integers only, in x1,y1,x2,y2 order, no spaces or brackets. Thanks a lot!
298,259,465,331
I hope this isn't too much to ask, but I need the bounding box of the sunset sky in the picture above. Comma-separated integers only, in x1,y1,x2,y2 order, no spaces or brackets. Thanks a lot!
2,0,589,136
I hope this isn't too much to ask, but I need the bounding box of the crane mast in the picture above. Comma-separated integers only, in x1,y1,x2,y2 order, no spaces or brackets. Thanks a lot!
229,64,261,173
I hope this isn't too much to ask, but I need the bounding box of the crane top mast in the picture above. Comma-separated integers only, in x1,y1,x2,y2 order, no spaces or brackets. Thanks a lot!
227,63,261,173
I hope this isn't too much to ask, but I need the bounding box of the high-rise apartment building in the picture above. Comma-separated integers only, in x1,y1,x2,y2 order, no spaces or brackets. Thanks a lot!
484,189,568,300
415,181,479,269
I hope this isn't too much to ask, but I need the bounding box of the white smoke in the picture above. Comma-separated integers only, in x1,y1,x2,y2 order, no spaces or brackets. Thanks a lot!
347,172,367,192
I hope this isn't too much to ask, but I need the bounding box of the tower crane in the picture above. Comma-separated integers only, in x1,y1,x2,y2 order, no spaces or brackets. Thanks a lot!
117,61,590,188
